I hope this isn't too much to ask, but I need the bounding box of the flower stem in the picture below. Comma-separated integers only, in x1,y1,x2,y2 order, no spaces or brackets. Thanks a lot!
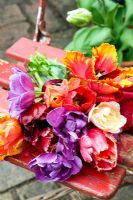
34,72,44,88
35,91,45,94
101,0,106,14
97,0,106,15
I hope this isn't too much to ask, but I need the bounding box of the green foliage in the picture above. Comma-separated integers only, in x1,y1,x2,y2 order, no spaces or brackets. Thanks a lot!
125,0,133,24
76,0,94,10
28,53,66,88
66,0,133,63
66,26,112,54
120,28,133,50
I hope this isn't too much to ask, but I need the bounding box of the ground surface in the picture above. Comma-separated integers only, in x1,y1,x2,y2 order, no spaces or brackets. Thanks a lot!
0,0,133,199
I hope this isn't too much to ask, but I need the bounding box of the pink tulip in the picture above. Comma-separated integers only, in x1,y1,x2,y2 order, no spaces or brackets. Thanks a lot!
79,128,117,171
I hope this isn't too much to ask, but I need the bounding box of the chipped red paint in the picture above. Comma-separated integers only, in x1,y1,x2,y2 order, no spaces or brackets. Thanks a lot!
6,37,65,63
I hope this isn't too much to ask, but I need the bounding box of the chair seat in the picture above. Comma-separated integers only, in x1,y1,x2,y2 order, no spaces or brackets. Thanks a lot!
0,37,132,199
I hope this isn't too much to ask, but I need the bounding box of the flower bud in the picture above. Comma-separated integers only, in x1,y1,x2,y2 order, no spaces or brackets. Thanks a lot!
66,8,92,27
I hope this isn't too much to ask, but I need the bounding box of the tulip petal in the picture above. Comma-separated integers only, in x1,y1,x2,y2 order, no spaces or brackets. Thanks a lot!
64,51,96,80
88,79,119,94
92,43,117,76
79,128,117,171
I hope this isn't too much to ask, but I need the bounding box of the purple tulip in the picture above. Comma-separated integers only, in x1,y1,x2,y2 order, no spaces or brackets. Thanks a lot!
47,107,88,142
7,68,35,118
56,138,78,155
28,150,82,182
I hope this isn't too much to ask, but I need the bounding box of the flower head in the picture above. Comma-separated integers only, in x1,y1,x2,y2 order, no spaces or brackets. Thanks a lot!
88,101,127,133
66,8,92,27
64,52,96,80
79,128,117,171
47,107,88,142
29,149,82,182
0,113,24,160
92,43,118,76
20,103,53,152
44,78,96,112
8,68,35,118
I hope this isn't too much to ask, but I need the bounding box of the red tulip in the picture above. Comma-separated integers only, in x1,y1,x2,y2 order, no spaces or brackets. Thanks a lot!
20,103,54,152
121,101,133,131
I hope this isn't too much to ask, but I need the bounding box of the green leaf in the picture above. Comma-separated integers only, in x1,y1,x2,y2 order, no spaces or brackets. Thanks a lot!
87,1,105,25
65,41,75,50
104,0,118,12
105,4,119,28
76,0,95,10
90,6,105,25
113,6,125,36
73,26,112,53
125,0,133,24
123,48,133,61
117,49,123,65
120,28,133,50
89,0,119,26
28,53,66,87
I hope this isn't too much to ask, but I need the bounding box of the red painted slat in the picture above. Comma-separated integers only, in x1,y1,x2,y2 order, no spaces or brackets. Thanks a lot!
6,37,66,63
0,88,126,199
0,88,9,112
64,165,125,199
0,59,13,89
0,59,26,89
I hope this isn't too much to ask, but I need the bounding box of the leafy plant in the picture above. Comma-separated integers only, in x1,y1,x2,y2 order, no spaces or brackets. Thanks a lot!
66,0,133,64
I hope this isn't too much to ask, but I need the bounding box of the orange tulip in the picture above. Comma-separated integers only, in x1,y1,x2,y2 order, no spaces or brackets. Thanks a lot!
0,113,24,160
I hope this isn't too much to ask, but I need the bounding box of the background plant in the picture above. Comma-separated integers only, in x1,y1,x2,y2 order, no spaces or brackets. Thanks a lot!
66,0,133,64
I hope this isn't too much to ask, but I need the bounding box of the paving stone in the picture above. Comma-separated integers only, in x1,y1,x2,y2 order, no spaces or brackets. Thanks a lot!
0,0,28,5
0,4,26,27
0,50,6,60
0,22,30,49
0,192,13,200
16,180,59,199
20,0,38,25
45,5,67,33
124,175,133,184
51,28,77,49
49,0,77,19
21,0,67,33
0,161,34,192
111,185,133,200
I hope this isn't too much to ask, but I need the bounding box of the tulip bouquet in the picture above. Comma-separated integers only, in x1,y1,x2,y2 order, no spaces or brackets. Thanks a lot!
1,43,133,183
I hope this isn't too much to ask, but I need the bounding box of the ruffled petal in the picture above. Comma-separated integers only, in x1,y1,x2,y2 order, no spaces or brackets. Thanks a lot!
64,51,96,80
88,79,119,94
92,43,117,76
